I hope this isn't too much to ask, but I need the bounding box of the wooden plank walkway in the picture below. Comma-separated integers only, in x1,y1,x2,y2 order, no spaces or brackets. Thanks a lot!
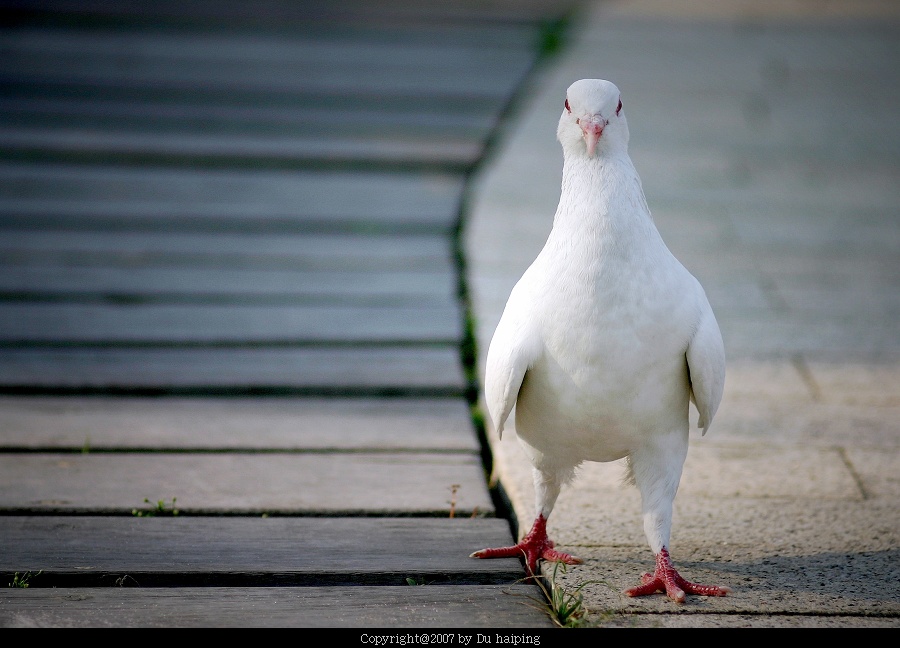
0,0,578,628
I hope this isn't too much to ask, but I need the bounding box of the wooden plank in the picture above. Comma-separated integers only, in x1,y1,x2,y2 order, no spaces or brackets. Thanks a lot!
0,265,458,306
0,63,523,106
0,25,536,71
0,0,569,630
2,0,572,30
0,453,493,515
0,584,555,628
0,396,480,452
0,346,467,392
0,302,463,343
0,230,455,272
0,22,536,173
0,95,497,139
0,29,533,99
0,127,484,171
0,517,521,585
0,163,465,232
0,77,505,118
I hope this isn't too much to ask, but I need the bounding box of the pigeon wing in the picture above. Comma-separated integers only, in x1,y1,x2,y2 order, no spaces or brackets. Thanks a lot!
686,295,726,435
483,284,543,439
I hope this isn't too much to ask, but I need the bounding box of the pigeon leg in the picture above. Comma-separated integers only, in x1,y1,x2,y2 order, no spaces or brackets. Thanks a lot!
470,514,582,577
624,547,731,603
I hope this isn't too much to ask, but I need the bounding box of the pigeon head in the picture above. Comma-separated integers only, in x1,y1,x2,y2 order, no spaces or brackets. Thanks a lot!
557,79,628,157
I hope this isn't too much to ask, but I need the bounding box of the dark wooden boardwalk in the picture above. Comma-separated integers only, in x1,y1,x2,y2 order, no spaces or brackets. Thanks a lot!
0,0,578,627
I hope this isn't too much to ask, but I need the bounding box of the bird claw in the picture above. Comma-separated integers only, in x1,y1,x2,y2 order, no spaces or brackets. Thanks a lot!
469,545,525,560
624,577,685,603
624,547,730,603
470,514,581,578
470,542,581,578
542,547,582,565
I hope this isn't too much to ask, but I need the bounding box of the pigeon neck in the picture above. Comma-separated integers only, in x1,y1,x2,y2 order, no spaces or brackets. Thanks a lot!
555,150,644,230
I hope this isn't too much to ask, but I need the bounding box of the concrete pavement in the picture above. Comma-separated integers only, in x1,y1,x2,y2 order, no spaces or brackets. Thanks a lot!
464,0,900,627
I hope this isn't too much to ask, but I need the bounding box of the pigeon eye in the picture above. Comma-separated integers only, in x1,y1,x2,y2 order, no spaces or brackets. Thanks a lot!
565,98,571,113
616,98,622,116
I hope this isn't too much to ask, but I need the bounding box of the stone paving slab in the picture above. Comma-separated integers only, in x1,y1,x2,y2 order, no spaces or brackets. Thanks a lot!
465,0,900,627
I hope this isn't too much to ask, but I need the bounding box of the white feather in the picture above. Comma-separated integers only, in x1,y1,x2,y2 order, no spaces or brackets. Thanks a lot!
483,78,726,578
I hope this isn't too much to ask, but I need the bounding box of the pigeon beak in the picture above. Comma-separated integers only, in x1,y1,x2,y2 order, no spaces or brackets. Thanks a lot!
581,116,605,156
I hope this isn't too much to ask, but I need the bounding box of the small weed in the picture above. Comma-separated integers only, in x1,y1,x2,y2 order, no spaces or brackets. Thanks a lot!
448,484,460,518
132,497,179,517
405,577,426,586
9,570,42,588
468,404,484,434
529,561,610,628
81,436,91,454
537,16,569,57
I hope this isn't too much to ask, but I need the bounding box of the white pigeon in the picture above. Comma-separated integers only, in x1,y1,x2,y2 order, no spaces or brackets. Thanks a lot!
470,79,730,603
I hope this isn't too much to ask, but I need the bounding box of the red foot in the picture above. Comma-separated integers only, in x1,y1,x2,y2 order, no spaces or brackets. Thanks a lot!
624,547,731,603
470,514,582,577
